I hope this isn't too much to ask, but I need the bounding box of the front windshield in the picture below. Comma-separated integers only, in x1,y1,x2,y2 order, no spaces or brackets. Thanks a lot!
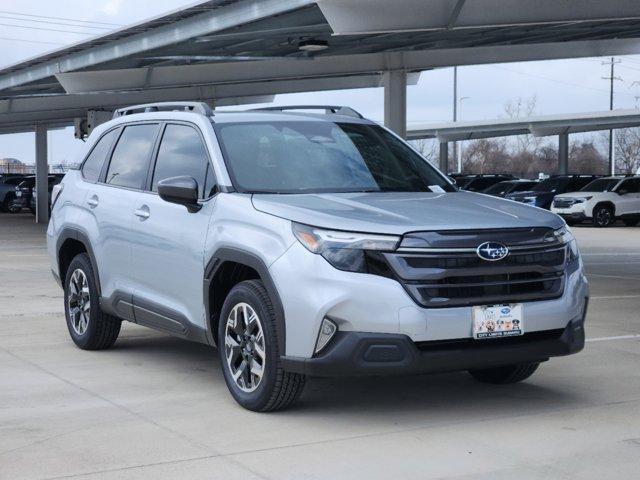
214,121,456,194
580,178,619,192
532,178,569,192
483,181,511,195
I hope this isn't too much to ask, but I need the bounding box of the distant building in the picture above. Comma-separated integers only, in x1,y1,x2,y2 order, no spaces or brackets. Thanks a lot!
0,158,34,174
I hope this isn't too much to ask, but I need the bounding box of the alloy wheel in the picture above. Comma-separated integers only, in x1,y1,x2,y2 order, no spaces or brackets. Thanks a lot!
224,302,266,393
67,269,91,335
596,208,612,227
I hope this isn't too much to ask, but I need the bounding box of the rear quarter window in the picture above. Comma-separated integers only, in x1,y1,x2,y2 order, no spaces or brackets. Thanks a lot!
81,129,119,183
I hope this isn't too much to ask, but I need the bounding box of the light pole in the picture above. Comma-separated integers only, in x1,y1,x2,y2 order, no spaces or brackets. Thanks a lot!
456,96,470,173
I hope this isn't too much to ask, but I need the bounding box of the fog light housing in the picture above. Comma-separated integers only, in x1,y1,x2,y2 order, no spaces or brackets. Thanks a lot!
314,318,337,354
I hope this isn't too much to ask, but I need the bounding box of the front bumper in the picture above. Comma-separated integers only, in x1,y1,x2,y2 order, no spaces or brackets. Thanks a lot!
282,313,586,376
551,204,589,219
271,242,589,358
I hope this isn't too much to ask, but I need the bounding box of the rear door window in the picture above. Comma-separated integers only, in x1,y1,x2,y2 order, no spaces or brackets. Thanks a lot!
105,124,159,189
619,178,640,193
81,129,118,183
151,124,214,199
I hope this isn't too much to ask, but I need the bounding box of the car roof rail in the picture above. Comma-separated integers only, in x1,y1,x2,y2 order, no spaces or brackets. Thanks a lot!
113,102,214,119
251,105,364,119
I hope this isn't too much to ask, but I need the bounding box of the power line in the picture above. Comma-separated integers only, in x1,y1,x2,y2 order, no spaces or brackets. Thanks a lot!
490,65,636,99
0,22,100,35
0,36,65,46
0,10,123,27
0,15,113,30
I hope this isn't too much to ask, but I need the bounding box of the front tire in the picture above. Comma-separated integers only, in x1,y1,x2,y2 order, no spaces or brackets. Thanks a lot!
218,280,305,411
592,205,614,227
64,253,121,350
468,362,539,384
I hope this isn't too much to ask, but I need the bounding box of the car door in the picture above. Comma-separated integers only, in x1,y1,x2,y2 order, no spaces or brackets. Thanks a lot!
85,123,160,317
130,123,217,336
615,178,640,215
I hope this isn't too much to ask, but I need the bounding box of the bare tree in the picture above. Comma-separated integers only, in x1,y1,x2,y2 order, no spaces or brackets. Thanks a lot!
613,128,640,174
410,138,438,166
503,95,548,156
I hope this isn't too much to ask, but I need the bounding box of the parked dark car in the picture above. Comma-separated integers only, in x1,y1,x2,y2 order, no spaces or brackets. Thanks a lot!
482,179,538,198
10,175,64,214
506,175,601,209
0,175,28,213
29,174,64,214
452,174,516,192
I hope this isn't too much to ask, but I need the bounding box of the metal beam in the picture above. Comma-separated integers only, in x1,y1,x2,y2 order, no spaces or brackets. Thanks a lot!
0,74,389,134
558,133,569,175
55,37,640,95
447,0,467,29
383,71,407,138
439,142,449,173
408,109,640,142
35,124,48,224
0,0,314,92
318,0,640,35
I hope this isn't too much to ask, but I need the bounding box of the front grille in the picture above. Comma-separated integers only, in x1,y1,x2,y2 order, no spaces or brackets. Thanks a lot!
383,229,567,308
553,199,576,209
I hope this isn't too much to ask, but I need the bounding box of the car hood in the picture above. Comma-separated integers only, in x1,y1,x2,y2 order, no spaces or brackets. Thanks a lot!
554,191,599,199
252,191,564,235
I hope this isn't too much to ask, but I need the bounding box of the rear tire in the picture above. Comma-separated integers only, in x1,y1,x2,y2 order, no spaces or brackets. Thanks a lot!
468,362,539,384
218,280,305,411
3,194,20,213
623,218,639,227
592,205,614,228
64,253,121,350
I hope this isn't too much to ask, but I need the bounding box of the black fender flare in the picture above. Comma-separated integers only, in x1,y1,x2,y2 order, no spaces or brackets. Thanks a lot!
56,227,102,296
204,247,286,352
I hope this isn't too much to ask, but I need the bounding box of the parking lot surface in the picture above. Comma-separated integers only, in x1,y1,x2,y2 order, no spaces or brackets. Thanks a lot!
1,213,639,480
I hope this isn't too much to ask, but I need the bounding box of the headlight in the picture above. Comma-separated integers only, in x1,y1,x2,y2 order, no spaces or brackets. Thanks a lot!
549,226,579,261
523,196,537,203
292,223,400,273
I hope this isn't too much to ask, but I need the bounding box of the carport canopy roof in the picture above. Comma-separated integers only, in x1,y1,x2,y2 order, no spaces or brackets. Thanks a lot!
407,109,640,142
3,0,640,133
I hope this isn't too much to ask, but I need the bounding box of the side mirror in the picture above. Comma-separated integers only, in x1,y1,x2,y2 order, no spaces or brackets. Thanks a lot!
158,176,201,213
617,189,628,196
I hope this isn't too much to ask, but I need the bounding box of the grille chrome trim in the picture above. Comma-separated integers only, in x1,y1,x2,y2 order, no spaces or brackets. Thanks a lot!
385,230,567,308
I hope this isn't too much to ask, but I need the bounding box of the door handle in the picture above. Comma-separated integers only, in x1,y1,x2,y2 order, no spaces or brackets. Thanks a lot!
87,195,99,208
134,206,150,220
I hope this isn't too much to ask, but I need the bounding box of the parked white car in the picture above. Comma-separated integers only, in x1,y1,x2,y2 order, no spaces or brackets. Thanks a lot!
551,176,640,227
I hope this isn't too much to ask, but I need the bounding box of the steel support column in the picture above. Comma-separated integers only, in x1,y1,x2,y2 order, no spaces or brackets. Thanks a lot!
558,132,569,175
439,142,449,173
383,70,407,138
35,124,49,224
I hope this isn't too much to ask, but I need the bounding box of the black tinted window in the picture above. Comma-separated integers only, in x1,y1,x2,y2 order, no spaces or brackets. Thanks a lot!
152,124,213,198
105,124,158,189
619,178,640,193
513,182,536,192
82,129,118,182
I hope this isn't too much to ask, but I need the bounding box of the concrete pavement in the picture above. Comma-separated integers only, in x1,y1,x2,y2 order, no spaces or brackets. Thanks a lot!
1,213,639,480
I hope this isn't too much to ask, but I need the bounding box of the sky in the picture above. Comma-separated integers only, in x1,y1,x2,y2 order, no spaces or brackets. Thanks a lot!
2,0,640,165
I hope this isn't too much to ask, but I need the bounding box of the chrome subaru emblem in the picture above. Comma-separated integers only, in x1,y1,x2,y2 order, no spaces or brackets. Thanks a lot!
477,242,509,261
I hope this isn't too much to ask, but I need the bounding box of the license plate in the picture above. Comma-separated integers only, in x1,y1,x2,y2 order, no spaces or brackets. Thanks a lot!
472,304,524,339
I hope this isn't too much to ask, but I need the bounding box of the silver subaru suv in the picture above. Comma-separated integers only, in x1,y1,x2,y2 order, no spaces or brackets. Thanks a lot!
47,102,589,411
